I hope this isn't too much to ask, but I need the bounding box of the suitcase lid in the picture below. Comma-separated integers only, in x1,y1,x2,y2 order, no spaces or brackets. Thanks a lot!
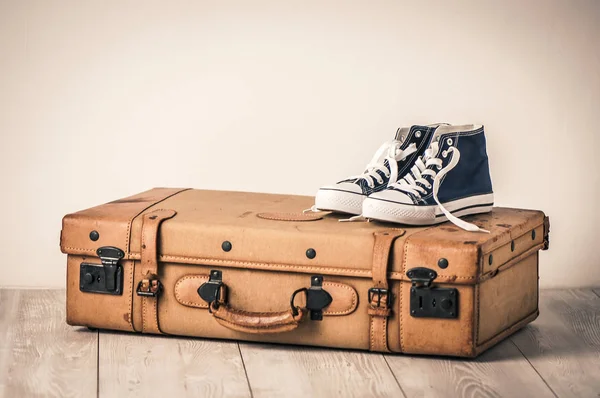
61,188,548,285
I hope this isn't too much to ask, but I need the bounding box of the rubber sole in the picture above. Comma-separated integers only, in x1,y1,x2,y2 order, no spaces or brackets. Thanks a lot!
315,188,365,215
362,193,494,225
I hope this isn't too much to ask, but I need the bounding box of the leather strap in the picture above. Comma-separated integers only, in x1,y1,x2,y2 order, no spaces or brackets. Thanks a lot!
210,302,305,334
368,230,405,352
139,209,177,334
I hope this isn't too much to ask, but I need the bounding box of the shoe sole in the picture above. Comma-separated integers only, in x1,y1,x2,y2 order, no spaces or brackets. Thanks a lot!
315,188,364,215
362,193,494,225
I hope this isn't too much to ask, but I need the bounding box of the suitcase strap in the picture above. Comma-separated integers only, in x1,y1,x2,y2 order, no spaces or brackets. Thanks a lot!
368,230,405,352
137,209,177,334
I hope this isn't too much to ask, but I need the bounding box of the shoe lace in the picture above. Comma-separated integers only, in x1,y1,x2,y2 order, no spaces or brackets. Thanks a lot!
389,141,489,233
350,139,417,189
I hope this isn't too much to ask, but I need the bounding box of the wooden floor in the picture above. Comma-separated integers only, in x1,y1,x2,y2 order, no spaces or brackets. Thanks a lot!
1,289,599,398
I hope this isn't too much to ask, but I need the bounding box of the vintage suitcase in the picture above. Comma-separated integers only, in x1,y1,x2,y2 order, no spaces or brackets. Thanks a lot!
60,188,549,357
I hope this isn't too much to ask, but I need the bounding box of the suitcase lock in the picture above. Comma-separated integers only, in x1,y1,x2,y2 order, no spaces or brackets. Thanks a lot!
79,246,124,295
407,267,458,319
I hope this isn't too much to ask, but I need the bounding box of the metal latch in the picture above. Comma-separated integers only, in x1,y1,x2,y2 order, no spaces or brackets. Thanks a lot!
197,270,225,311
79,246,124,295
407,267,458,319
301,275,333,321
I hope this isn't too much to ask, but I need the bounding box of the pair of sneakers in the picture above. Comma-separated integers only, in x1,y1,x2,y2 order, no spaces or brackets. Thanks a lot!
313,124,494,233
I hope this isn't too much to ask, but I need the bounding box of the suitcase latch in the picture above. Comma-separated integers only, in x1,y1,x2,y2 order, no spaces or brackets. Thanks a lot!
197,270,225,310
292,275,334,321
407,267,458,319
79,246,124,295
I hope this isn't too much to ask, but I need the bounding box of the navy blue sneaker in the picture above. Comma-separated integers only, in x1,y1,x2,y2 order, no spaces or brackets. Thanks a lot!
314,125,441,214
362,124,493,232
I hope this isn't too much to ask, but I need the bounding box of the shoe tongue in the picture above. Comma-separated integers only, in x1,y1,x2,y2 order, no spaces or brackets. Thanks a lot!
395,127,410,140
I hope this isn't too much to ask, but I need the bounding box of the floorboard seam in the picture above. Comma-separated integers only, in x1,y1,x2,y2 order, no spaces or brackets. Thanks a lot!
382,355,407,398
237,344,254,398
96,330,100,398
509,339,558,398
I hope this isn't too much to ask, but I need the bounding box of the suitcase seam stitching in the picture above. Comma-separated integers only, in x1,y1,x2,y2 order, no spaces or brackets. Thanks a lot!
322,282,357,315
175,276,210,308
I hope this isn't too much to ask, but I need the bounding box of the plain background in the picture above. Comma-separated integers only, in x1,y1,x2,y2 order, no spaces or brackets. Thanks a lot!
0,1,598,288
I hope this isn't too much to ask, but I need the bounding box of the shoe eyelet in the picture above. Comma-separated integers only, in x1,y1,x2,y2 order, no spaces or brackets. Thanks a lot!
442,150,448,158
426,184,432,189
447,138,453,146
415,131,422,138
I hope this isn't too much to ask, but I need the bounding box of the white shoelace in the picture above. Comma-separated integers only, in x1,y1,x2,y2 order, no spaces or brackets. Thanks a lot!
349,140,417,189
389,141,489,233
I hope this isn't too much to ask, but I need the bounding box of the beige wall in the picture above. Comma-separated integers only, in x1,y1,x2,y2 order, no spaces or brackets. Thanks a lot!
1,1,598,288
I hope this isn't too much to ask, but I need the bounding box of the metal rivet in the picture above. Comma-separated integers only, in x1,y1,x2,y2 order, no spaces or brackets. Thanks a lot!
488,254,493,266
511,241,515,252
89,230,99,241
438,258,449,269
532,230,536,240
415,131,422,138
411,310,416,315
306,248,316,259
83,273,94,284
221,241,232,252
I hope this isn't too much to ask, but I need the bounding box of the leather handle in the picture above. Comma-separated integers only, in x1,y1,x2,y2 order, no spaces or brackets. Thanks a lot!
209,302,305,334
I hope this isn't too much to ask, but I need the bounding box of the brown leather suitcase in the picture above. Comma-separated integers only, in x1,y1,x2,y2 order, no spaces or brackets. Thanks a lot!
60,188,549,357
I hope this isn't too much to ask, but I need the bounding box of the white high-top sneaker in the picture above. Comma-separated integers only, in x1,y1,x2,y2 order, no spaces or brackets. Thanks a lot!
314,125,441,215
362,124,494,232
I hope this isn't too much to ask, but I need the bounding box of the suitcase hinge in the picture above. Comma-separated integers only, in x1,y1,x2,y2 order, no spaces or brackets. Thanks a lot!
407,267,458,319
79,246,124,295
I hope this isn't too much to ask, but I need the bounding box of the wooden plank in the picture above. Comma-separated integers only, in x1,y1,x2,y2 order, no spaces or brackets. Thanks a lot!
511,288,600,398
0,290,21,398
385,339,555,398
240,343,404,398
98,332,250,397
0,289,98,398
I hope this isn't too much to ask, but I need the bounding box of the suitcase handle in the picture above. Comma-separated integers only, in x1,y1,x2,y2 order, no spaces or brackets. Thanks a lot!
198,271,333,334
207,301,305,334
